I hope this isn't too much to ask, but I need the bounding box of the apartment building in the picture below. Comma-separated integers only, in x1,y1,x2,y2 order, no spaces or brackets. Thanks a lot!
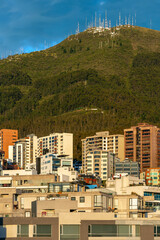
145,168,160,186
85,151,117,180
115,159,140,178
82,131,124,173
124,123,160,172
8,134,38,169
40,153,73,175
0,213,158,240
38,133,73,159
0,129,18,159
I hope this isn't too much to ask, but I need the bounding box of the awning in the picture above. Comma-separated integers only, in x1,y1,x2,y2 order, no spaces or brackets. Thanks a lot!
85,185,98,189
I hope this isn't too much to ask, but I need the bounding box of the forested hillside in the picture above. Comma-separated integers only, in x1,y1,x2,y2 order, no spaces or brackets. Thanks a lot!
0,26,160,159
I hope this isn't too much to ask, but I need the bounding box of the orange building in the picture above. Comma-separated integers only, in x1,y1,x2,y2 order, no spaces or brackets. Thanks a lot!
124,123,160,172
0,129,18,159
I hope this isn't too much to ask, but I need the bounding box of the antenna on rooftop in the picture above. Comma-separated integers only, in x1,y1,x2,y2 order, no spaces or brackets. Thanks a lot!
109,20,111,29
135,12,136,26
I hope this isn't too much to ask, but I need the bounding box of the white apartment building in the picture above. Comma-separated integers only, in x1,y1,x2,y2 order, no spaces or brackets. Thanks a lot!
82,131,124,173
86,151,118,180
38,133,73,159
40,153,73,175
8,134,38,169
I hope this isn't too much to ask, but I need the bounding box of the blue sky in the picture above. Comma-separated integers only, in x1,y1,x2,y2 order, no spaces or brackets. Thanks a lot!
0,0,159,58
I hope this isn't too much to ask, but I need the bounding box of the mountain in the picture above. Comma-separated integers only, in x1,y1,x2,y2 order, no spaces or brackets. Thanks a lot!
0,26,160,160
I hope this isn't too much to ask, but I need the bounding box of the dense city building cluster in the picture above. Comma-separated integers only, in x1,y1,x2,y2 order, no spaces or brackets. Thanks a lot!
0,123,160,239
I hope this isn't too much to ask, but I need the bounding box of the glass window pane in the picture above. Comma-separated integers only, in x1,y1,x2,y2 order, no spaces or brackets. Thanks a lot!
36,225,51,237
157,226,160,236
63,225,80,235
21,225,29,236
136,225,140,237
91,225,117,236
17,225,29,237
61,225,80,240
118,225,130,237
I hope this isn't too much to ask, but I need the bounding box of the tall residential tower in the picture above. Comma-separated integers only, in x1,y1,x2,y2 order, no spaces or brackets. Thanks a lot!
124,123,160,172
82,131,124,174
0,129,18,159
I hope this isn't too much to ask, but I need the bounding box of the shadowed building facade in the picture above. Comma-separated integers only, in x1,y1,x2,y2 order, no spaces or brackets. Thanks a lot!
124,123,160,172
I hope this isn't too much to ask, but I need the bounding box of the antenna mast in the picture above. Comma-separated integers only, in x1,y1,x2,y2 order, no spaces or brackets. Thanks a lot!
95,12,97,28
105,11,108,29
76,22,80,35
99,14,101,27
119,12,121,26
128,15,130,26
125,16,127,26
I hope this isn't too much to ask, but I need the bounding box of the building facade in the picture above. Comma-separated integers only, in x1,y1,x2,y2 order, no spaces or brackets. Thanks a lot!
82,131,124,173
38,133,73,159
115,159,140,178
124,123,160,172
145,168,160,186
40,153,73,175
85,151,117,180
0,129,18,159
0,214,158,240
9,134,38,169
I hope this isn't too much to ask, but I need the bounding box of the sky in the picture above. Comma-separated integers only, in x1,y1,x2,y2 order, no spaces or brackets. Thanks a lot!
0,0,160,58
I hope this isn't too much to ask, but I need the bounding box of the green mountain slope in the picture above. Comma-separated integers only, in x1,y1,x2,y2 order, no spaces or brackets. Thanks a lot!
0,26,160,160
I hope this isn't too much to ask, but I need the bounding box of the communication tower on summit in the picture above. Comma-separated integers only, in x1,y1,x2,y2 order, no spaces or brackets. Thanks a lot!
95,12,97,27
99,14,101,27
119,12,121,26
125,16,127,26
132,16,134,26
76,22,80,34
128,15,131,26
105,11,108,29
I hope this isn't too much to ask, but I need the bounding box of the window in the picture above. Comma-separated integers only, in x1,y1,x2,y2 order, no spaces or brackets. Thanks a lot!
25,212,30,217
33,225,51,237
136,225,140,236
80,197,85,203
21,198,24,209
60,225,80,240
17,225,29,237
129,199,138,210
88,224,132,237
94,195,102,207
71,197,76,201
154,225,160,236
